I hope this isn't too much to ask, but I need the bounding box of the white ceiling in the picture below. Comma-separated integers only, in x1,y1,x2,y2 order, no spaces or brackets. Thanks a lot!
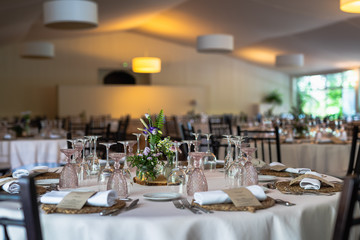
2,0,360,75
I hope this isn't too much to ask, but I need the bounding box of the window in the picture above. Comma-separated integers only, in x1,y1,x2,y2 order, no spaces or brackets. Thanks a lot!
295,70,358,118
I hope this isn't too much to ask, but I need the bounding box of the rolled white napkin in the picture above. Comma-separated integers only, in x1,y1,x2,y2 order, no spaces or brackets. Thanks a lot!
40,190,118,207
32,166,49,173
285,167,311,174
12,169,30,179
269,162,310,174
299,171,321,190
3,134,12,139
2,180,20,194
194,185,267,205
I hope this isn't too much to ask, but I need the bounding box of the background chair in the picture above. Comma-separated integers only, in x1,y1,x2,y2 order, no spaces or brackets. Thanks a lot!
0,175,42,240
346,125,360,176
237,126,281,163
332,175,360,240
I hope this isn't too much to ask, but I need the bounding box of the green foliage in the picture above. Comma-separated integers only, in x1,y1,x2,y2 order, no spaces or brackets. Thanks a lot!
151,109,164,148
127,150,163,181
262,90,283,105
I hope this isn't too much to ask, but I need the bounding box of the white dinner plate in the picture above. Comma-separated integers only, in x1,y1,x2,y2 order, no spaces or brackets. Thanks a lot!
35,179,59,185
143,192,181,201
258,175,277,182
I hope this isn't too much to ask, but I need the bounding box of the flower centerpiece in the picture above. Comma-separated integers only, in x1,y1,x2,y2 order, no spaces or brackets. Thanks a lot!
128,110,174,182
11,111,31,137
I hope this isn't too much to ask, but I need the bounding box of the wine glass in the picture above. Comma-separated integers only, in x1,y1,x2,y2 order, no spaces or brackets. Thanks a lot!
223,135,233,170
67,139,78,164
89,135,101,179
85,136,94,165
142,132,149,148
182,140,194,178
98,142,116,189
187,152,208,196
242,147,258,186
132,133,142,154
202,133,217,171
77,138,91,185
59,148,78,189
127,140,137,156
118,141,133,193
107,152,128,199
167,142,186,194
225,138,245,188
191,133,201,152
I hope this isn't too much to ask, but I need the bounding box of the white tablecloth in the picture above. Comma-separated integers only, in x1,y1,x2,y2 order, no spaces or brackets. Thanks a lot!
0,138,67,170
2,171,358,240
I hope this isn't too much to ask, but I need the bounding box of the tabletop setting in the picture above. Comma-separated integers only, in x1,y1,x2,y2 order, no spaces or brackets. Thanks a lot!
0,111,354,240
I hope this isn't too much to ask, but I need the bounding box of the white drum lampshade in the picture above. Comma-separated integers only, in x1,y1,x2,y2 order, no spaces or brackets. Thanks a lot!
340,0,360,13
275,54,304,67
197,34,234,53
21,42,55,59
132,57,161,73
43,0,98,29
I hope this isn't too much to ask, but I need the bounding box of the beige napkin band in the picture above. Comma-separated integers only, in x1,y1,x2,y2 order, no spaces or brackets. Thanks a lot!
289,174,334,188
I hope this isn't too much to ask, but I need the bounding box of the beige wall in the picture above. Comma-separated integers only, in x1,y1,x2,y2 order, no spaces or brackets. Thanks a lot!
0,31,290,118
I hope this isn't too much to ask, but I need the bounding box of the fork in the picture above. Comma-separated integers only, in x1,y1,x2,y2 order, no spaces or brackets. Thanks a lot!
172,200,185,209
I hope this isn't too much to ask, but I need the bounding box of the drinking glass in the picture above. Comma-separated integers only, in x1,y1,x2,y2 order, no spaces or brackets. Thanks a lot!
223,135,233,170
77,138,90,185
89,135,101,178
98,142,116,188
67,139,78,164
107,152,128,199
132,133,142,154
85,136,94,164
182,140,194,178
127,140,137,156
242,147,258,186
187,152,208,196
202,133,217,171
118,141,133,193
167,142,186,194
191,133,201,152
59,148,78,189
142,133,149,148
225,138,245,188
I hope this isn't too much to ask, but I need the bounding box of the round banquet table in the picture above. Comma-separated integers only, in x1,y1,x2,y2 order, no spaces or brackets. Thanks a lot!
2,170,360,240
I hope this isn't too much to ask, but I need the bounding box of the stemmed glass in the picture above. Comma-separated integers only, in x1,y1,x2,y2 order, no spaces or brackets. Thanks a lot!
167,142,186,194
89,135,101,179
59,148,78,189
223,135,233,170
242,147,258,186
191,133,201,152
118,141,133,193
85,136,94,165
67,139,78,164
225,138,245,188
127,140,137,156
77,138,90,185
187,152,208,196
202,133,217,171
142,133,149,148
98,142,116,188
182,140,194,177
132,133,142,154
107,152,128,199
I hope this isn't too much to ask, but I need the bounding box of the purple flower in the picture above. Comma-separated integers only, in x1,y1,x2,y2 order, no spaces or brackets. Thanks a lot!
147,157,152,160
143,147,151,155
138,154,143,157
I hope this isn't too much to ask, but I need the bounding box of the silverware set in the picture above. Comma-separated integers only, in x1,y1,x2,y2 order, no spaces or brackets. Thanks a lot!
172,199,213,214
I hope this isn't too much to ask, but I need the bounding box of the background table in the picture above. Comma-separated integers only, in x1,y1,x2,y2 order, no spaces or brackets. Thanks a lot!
0,138,67,170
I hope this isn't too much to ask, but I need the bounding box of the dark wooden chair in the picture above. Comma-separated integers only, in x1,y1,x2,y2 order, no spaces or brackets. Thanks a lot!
237,126,281,163
346,125,360,176
332,175,360,240
0,176,42,240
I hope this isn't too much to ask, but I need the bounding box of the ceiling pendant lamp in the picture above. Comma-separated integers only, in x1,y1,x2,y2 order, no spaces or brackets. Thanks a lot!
197,34,234,53
132,57,161,73
20,41,55,59
43,0,98,29
340,0,360,13
275,54,304,67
